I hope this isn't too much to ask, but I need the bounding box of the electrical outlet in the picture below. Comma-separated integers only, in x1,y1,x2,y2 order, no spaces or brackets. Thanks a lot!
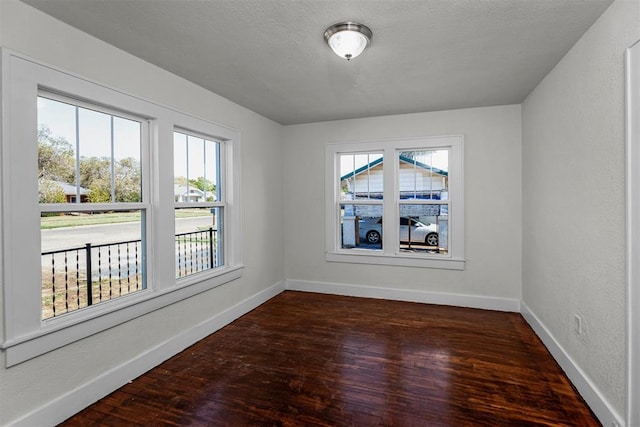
574,314,583,335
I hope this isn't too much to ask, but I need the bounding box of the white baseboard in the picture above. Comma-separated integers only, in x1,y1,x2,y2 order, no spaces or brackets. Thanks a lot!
285,279,521,312
8,280,286,427
521,302,624,427
8,281,618,427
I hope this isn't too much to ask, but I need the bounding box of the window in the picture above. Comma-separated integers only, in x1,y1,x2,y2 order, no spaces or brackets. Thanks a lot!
339,152,383,249
174,130,224,278
38,93,147,320
1,51,242,366
397,149,449,254
326,136,464,270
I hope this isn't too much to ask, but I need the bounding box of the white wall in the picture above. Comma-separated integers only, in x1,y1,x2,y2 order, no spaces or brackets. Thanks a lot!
0,1,284,424
283,105,522,303
522,0,640,421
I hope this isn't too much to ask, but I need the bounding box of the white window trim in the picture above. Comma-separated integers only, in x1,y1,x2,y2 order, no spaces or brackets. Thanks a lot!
325,136,465,270
0,49,243,366
626,39,640,427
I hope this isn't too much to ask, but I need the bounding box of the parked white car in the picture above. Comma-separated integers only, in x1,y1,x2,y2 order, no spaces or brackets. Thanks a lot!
358,217,439,246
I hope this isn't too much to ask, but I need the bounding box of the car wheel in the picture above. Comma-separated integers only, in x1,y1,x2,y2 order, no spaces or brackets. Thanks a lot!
425,232,438,247
366,230,381,244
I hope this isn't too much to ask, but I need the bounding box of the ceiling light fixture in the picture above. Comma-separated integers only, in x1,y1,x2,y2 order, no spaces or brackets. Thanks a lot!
324,22,372,61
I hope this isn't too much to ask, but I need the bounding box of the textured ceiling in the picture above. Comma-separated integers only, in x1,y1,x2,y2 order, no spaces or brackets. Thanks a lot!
20,0,613,125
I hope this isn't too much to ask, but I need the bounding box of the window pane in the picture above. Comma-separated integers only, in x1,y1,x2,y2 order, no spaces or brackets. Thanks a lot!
41,210,145,319
78,108,114,203
113,117,142,202
340,152,383,200
205,141,220,201
174,131,220,203
398,204,448,254
174,132,188,202
398,149,448,200
37,97,78,203
340,204,383,250
187,136,205,200
37,96,143,204
175,207,223,278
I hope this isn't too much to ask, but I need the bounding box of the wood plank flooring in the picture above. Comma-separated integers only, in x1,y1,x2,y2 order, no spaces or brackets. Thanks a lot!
60,291,600,426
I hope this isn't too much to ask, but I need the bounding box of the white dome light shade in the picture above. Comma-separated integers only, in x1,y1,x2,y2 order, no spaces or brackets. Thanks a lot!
324,22,372,61
327,31,368,60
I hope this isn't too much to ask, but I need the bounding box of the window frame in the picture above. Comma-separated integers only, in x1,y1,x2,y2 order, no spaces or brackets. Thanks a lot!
1,49,243,366
37,91,151,320
325,136,464,270
339,151,384,249
173,128,227,282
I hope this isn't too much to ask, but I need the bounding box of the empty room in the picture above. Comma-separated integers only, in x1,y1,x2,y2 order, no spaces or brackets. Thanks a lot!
1,0,639,426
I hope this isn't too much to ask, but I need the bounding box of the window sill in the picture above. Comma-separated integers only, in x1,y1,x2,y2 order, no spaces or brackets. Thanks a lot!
326,251,465,270
2,265,244,367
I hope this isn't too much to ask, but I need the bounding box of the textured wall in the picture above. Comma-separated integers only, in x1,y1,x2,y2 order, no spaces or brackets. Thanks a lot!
283,105,522,300
522,0,640,417
0,1,284,424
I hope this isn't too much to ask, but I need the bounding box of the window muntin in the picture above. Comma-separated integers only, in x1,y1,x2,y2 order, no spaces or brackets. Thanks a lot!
38,93,148,319
174,131,224,278
326,136,463,269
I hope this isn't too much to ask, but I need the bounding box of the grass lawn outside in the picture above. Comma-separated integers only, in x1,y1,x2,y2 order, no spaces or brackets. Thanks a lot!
41,209,211,229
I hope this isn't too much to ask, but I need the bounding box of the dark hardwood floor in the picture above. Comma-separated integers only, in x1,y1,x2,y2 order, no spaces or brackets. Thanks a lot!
60,291,600,426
